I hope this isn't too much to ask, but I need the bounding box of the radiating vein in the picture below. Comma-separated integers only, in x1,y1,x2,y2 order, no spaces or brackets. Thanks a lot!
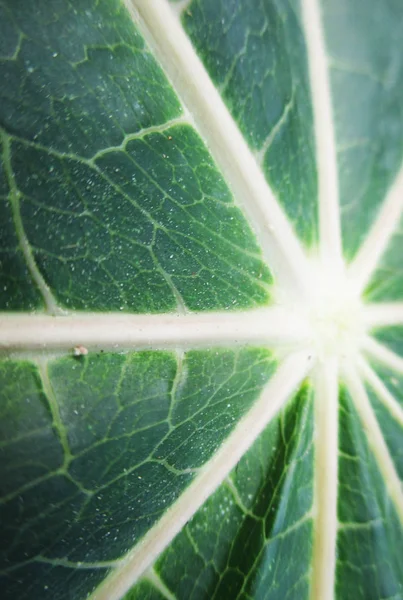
89,351,312,600
151,251,187,315
90,115,190,162
337,517,383,532
349,164,403,293
363,302,403,327
127,0,314,300
344,365,403,524
145,569,177,600
310,358,339,600
0,308,311,354
302,0,343,272
0,130,61,315
33,556,121,570
170,0,192,18
36,359,72,465
363,336,403,375
358,356,403,428
255,95,294,165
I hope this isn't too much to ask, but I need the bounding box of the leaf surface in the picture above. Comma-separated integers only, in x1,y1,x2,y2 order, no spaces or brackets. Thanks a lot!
1,0,403,599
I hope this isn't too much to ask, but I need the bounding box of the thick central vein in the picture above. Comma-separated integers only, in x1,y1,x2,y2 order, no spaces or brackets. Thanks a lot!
363,302,403,326
302,0,343,273
311,358,339,600
0,308,310,353
128,0,314,300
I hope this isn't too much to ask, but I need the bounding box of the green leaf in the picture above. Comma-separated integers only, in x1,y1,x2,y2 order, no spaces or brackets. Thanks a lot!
136,386,315,600
1,0,403,599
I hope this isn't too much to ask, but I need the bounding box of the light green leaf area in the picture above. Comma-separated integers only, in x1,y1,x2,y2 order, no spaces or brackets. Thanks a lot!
321,0,403,259
337,389,403,600
180,0,318,246
366,361,403,411
0,348,275,600
364,216,403,301
368,390,403,481
130,387,314,600
364,360,403,478
0,0,271,312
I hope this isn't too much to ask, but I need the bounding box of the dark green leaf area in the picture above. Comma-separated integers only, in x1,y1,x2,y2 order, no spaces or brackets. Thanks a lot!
126,579,165,600
0,349,274,600
131,386,314,600
12,139,171,314
336,389,403,600
0,362,97,599
364,216,403,301
182,0,317,246
0,3,19,59
96,125,272,310
322,0,403,259
1,135,42,310
0,361,63,495
0,137,7,196
0,0,182,157
11,125,271,312
0,195,41,310
0,555,107,600
54,348,276,485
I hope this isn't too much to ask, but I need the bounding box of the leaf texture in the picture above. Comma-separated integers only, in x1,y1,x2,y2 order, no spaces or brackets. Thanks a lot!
1,0,403,599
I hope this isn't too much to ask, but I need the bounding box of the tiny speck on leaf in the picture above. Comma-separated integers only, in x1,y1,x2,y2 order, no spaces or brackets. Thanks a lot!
73,345,88,357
